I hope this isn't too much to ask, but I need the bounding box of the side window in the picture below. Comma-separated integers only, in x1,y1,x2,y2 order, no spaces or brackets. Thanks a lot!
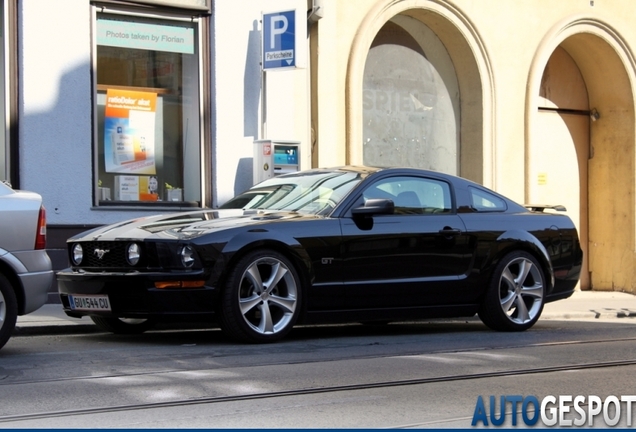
469,187,507,212
361,176,452,215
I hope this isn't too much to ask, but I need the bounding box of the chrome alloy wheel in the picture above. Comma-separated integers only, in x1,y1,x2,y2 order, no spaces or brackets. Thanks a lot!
497,256,544,324
0,289,6,327
238,256,298,335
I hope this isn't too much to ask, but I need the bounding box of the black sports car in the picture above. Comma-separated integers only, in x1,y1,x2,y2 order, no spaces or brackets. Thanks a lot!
57,167,582,342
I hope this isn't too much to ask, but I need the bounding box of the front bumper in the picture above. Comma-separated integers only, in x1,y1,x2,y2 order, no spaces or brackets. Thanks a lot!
56,269,218,319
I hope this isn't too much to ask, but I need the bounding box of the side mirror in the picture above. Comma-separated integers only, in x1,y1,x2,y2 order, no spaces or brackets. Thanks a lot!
351,198,395,217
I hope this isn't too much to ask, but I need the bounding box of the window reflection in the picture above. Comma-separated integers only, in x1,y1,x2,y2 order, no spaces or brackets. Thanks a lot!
221,171,363,215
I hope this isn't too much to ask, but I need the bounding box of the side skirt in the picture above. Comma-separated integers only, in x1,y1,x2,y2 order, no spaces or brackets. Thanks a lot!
299,304,480,325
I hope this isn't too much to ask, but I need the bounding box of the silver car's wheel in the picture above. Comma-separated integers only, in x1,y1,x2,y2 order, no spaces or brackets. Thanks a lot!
219,249,301,343
90,316,156,334
479,251,545,331
0,273,18,350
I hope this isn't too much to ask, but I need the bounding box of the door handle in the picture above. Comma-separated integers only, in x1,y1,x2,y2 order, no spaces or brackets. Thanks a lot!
439,227,462,236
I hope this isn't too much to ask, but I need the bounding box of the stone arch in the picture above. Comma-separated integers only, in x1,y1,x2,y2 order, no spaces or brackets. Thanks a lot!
346,0,495,185
527,17,636,292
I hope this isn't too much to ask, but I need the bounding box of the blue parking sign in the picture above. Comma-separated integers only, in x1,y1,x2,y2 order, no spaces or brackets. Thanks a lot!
263,10,295,69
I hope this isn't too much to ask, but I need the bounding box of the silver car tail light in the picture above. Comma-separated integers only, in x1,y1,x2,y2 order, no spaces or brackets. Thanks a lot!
35,206,46,250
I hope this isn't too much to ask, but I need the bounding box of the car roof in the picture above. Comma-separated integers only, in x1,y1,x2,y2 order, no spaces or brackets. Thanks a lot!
302,166,470,184
289,165,447,177
303,166,527,211
273,165,516,200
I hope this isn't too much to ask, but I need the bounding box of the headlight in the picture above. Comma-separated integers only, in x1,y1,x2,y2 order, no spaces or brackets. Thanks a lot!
71,243,83,265
179,245,195,268
126,243,141,266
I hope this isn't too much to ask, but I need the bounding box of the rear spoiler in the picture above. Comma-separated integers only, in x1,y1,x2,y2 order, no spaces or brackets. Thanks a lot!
524,204,567,212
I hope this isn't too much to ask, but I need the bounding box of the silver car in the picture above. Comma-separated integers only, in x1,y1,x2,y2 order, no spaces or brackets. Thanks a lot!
0,180,53,349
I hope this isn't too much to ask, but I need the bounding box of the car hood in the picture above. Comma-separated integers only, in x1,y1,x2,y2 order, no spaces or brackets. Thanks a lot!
69,209,321,242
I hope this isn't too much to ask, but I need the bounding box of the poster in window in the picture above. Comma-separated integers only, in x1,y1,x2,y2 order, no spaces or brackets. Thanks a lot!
104,89,157,175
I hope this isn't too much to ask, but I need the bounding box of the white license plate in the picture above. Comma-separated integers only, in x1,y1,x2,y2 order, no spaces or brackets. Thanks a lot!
68,294,111,311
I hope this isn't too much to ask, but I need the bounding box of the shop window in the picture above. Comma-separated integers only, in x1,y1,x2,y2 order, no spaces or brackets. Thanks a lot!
94,12,202,206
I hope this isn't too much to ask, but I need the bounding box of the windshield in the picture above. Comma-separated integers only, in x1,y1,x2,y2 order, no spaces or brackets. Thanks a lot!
220,170,362,215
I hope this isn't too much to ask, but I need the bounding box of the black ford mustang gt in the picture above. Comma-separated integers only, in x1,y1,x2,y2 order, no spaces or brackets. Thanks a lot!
57,167,582,342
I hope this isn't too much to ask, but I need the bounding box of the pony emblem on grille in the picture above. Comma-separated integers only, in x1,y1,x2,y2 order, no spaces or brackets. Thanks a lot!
93,248,110,260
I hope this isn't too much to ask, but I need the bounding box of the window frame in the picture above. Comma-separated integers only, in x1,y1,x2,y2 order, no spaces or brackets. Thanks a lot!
90,4,210,209
1,0,18,186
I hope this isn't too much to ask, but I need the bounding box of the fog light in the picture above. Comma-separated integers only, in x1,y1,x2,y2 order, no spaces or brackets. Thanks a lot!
126,243,141,266
71,243,83,265
179,245,195,268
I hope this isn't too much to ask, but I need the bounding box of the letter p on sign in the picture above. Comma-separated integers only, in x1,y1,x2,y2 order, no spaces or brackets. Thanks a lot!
270,16,288,49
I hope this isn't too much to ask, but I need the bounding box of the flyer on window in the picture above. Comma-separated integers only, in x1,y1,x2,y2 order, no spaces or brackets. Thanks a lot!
104,88,157,175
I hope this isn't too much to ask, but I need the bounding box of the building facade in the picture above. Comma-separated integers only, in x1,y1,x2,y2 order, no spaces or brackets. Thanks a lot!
1,0,635,296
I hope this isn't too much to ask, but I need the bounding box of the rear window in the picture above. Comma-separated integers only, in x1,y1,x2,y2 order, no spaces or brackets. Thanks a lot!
469,187,507,212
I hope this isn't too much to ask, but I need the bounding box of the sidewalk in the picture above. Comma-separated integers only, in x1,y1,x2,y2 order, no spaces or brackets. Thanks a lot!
14,304,98,336
542,290,636,320
13,290,636,336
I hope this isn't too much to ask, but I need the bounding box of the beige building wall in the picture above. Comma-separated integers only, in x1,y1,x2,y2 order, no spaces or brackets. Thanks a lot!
309,0,636,293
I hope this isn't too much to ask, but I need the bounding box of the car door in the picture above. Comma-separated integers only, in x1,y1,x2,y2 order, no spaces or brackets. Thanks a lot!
339,175,473,309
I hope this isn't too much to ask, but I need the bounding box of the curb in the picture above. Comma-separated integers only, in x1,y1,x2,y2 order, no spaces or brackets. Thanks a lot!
542,311,636,320
12,321,217,337
13,324,99,337
13,313,636,338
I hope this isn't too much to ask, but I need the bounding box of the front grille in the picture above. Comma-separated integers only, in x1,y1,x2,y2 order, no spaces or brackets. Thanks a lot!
72,241,149,269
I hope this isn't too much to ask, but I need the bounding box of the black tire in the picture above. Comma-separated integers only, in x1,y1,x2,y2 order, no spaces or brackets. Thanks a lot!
218,249,302,343
0,273,18,350
90,316,157,334
478,251,546,332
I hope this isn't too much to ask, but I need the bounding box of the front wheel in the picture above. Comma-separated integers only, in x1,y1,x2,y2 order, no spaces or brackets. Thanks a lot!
0,274,18,350
218,249,302,343
478,251,545,332
90,316,157,334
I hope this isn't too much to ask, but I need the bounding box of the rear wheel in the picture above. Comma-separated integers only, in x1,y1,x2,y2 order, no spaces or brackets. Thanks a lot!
0,274,18,349
90,316,157,334
478,251,545,331
218,249,302,343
